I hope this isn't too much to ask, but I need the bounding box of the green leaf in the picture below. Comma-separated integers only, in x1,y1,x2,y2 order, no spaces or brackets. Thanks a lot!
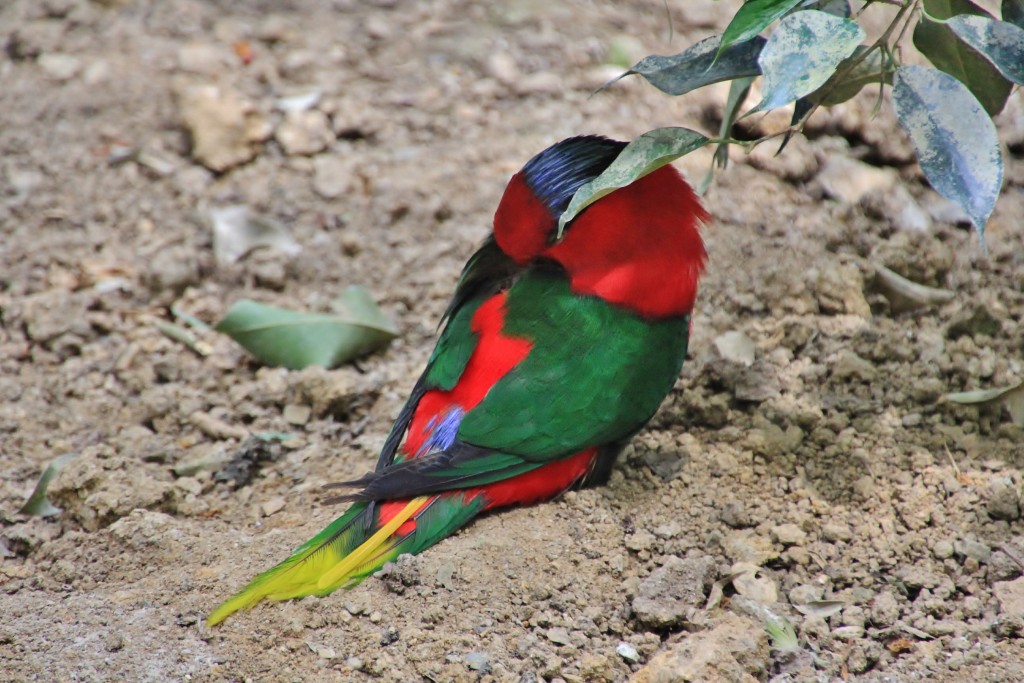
699,77,754,194
766,617,799,652
947,379,1024,425
216,286,399,370
781,46,892,145
612,34,765,97
19,453,77,517
719,0,804,55
947,14,1024,84
1005,0,1024,27
893,64,1003,240
749,10,865,113
558,128,710,235
813,46,895,106
799,0,851,17
914,0,1013,115
779,46,888,152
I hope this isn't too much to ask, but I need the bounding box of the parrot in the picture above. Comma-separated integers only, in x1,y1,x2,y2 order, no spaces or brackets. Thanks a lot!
207,135,708,626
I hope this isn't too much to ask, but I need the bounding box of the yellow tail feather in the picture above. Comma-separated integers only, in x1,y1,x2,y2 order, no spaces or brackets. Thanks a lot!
316,497,427,589
206,497,428,627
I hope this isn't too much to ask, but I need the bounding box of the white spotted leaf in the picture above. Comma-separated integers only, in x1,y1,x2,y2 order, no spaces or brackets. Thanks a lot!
892,65,1003,240
558,128,710,235
749,10,864,113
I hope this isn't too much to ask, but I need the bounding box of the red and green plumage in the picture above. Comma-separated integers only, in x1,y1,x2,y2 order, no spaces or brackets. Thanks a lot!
207,136,708,626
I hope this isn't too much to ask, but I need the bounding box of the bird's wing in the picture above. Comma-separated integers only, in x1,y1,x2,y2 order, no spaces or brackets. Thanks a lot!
373,235,517,472
456,271,691,460
337,269,690,502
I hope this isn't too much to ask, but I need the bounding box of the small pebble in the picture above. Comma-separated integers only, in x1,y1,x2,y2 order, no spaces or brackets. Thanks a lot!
956,538,992,563
261,497,286,516
720,501,752,529
379,626,399,646
870,591,901,627
789,584,824,606
546,627,572,645
986,479,1021,521
283,404,312,426
933,540,954,560
615,641,640,662
832,625,865,640
464,651,491,673
821,523,852,543
771,523,807,546
104,632,125,652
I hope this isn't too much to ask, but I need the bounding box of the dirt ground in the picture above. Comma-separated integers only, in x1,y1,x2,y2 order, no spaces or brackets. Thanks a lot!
2,1,1024,681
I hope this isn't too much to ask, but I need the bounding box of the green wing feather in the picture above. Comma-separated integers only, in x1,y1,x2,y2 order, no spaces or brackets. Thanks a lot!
457,272,690,460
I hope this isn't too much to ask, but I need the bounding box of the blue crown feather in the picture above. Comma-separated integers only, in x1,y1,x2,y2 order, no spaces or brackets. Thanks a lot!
521,136,627,220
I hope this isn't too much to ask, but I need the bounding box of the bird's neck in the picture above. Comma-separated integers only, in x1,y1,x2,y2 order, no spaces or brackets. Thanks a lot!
545,166,707,319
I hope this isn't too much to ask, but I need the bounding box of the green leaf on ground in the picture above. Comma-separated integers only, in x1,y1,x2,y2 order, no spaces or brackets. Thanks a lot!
947,14,1024,84
947,379,1024,425
749,10,864,113
216,286,398,369
892,64,1003,241
558,127,710,235
611,35,764,96
719,0,804,55
19,453,77,517
914,0,1012,115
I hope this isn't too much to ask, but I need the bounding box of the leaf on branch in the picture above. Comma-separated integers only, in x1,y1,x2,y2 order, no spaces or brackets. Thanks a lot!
719,0,804,56
215,286,399,369
814,46,896,106
748,10,864,114
558,128,710,235
700,77,755,194
1005,0,1024,27
947,14,1024,85
893,64,1003,241
609,35,765,97
798,0,851,17
781,45,893,151
914,0,1012,115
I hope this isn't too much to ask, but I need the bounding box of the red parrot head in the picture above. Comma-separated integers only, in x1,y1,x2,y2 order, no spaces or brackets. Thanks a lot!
493,135,708,319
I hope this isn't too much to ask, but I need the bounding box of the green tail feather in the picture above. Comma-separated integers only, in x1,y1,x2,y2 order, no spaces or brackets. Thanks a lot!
207,494,487,626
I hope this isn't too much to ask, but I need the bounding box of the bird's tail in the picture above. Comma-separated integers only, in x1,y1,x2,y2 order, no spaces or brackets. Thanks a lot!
206,492,486,626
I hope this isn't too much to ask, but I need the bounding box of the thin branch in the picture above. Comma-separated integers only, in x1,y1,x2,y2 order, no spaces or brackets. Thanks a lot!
738,0,920,151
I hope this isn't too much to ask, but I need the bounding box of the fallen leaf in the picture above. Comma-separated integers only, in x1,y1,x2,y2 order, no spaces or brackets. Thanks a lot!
793,599,846,619
215,286,398,369
209,205,301,266
947,380,1024,426
19,453,77,517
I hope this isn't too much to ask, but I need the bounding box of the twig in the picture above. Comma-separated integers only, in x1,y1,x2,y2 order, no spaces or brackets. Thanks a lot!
943,442,962,479
999,543,1024,572
743,0,921,150
154,319,213,357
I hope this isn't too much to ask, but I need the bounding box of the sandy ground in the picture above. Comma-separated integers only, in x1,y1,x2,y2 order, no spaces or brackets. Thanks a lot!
2,1,1024,681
